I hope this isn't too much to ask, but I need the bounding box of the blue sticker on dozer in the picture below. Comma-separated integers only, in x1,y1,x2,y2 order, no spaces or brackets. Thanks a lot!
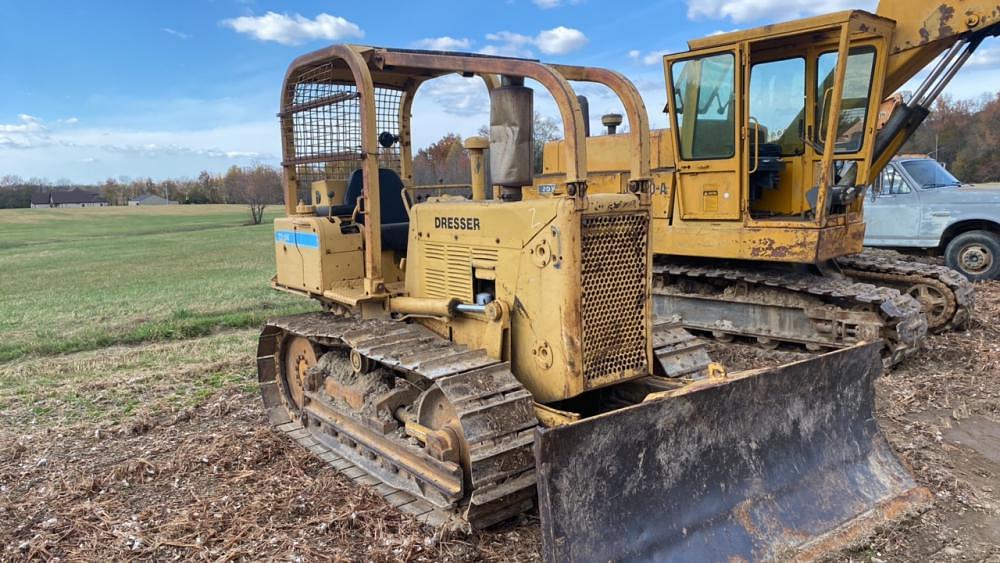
275,230,319,249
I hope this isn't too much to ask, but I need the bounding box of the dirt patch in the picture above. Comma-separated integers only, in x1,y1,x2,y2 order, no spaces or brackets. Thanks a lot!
1,284,999,561
0,389,539,561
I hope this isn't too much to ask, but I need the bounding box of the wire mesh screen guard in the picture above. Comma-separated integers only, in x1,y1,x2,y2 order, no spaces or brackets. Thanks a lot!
283,63,403,202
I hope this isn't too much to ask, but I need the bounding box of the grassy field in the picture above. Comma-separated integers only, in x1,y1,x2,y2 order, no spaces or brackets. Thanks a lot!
0,205,315,362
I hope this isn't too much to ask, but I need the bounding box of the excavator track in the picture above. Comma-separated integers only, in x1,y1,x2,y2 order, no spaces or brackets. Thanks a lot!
652,261,927,367
838,250,974,333
256,312,537,531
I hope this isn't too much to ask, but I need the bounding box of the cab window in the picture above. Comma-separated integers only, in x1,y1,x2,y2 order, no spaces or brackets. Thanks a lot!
671,53,736,160
749,57,806,156
816,47,876,154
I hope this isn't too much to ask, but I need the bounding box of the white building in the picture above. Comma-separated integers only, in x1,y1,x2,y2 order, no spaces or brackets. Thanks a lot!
30,189,109,208
128,193,179,206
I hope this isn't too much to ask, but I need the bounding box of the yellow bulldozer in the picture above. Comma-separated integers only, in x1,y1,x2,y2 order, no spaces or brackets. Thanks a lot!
539,0,998,365
258,45,930,561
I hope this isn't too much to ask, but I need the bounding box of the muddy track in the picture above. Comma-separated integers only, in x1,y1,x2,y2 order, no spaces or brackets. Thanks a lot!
653,260,927,366
838,249,975,332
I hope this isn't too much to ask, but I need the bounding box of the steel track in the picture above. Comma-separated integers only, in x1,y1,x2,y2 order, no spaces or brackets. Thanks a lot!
838,249,974,333
257,313,536,531
653,261,928,367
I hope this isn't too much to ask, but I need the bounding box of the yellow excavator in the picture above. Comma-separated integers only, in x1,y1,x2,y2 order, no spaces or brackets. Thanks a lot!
258,45,929,561
538,0,997,365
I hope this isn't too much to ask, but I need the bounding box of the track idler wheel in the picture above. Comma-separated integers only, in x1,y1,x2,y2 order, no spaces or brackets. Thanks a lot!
280,335,318,418
906,281,955,331
415,387,470,478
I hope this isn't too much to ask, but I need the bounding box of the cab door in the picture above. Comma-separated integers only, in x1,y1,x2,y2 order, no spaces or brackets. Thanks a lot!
665,45,743,220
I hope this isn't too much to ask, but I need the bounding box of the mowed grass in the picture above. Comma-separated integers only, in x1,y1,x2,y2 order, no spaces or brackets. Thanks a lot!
0,329,259,426
0,205,316,361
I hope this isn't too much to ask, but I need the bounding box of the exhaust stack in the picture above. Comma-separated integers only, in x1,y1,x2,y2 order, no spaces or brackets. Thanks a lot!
489,75,533,202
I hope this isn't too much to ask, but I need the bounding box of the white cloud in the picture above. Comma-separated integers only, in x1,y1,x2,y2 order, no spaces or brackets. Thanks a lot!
628,49,671,65
969,45,1000,69
0,112,276,181
481,27,588,57
0,114,45,134
98,143,264,160
222,12,363,46
0,115,50,148
421,75,491,117
686,0,876,24
412,36,472,51
481,31,536,57
533,0,582,8
161,27,190,39
643,50,670,65
536,26,588,55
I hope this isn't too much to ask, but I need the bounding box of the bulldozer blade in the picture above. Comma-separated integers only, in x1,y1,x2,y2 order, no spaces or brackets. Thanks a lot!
534,343,931,563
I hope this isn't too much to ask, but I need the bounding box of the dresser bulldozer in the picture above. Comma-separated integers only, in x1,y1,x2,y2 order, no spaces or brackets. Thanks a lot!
258,45,929,561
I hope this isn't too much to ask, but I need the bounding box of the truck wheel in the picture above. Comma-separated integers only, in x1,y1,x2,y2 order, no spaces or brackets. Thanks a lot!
945,230,1000,281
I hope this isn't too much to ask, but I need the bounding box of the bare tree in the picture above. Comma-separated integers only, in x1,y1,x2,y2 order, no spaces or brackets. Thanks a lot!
225,164,283,224
412,133,470,185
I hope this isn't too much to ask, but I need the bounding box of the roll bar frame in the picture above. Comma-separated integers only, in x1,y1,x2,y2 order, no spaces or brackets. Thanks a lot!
279,45,651,297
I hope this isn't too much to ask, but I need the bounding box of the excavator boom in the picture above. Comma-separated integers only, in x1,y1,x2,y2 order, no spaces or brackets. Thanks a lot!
871,0,1000,174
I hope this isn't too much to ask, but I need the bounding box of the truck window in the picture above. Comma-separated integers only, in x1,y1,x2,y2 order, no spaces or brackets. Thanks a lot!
901,159,961,189
881,167,910,195
671,52,736,160
749,57,805,156
816,47,876,154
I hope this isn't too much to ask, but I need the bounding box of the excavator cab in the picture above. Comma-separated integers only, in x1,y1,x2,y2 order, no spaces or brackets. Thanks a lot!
662,11,893,258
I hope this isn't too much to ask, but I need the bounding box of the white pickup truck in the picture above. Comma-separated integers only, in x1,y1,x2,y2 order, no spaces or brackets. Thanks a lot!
866,156,1000,281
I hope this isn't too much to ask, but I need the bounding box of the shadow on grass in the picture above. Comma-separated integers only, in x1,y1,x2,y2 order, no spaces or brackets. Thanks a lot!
0,303,318,362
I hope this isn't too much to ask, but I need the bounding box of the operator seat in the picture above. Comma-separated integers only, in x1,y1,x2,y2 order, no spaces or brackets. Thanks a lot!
330,168,409,252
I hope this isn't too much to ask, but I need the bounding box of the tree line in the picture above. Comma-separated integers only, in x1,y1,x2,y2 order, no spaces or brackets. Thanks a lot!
2,94,997,211
0,165,283,222
901,92,1000,183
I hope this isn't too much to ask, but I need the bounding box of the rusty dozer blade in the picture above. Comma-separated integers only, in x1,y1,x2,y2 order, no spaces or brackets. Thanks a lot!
534,343,931,563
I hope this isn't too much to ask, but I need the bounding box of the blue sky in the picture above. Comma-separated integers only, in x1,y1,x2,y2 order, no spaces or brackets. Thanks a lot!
2,0,998,183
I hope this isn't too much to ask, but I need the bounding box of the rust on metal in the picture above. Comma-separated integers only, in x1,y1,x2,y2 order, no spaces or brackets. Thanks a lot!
535,343,931,562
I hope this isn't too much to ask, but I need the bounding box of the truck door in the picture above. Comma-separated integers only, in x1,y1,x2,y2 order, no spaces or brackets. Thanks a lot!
666,46,743,220
865,165,921,246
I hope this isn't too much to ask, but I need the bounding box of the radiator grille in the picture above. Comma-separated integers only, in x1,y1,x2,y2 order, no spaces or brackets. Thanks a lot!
580,213,649,383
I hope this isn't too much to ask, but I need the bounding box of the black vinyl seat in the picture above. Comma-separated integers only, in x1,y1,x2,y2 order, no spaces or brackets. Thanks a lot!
328,168,409,252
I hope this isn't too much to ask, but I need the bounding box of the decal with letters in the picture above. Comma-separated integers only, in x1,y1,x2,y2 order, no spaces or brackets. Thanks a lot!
434,216,481,230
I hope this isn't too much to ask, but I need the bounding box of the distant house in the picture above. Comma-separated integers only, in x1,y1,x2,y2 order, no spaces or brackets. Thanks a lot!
128,193,178,206
30,189,109,208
